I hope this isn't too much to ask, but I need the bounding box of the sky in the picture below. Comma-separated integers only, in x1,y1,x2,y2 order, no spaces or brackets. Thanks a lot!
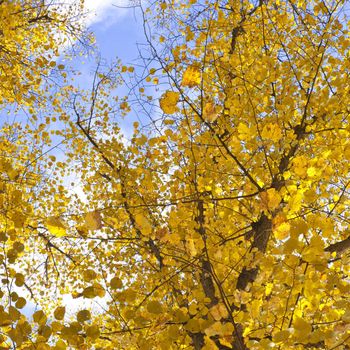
82,0,143,62
67,0,147,137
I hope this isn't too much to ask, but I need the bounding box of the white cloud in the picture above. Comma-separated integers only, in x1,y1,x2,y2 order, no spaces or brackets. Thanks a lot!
83,0,132,27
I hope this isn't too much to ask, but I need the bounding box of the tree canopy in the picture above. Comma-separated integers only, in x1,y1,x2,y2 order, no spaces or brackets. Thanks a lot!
1,0,350,349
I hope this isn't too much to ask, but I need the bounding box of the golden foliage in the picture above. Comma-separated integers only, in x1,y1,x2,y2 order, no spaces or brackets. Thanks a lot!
1,0,350,350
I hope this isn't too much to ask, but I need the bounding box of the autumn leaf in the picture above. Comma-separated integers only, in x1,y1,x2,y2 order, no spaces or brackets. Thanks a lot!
261,123,282,142
159,90,180,114
110,276,123,289
147,301,163,314
46,216,67,237
54,307,66,321
85,211,103,231
1,0,350,349
203,101,219,122
182,65,201,87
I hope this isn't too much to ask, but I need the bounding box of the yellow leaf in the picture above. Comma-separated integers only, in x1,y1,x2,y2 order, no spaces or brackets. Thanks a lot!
0,317,11,327
185,318,201,333
168,324,180,339
8,306,20,321
82,286,96,299
267,188,282,210
273,330,290,343
8,328,22,346
182,65,201,87
342,310,350,322
232,323,242,337
11,211,26,228
33,310,47,325
159,91,179,114
203,336,219,350
274,222,290,240
7,168,19,181
265,282,273,296
46,217,66,237
135,213,153,235
203,102,219,122
237,122,250,140
209,303,228,321
147,301,163,314
82,283,105,299
292,156,308,178
83,269,97,282
15,297,26,309
293,317,312,341
283,237,300,253
173,308,189,323
14,273,24,287
204,321,233,337
261,123,282,142
85,211,102,231
261,188,281,211
77,310,91,322
54,306,66,321
86,325,100,340
110,276,123,289
186,239,198,256
54,340,67,350
306,166,317,177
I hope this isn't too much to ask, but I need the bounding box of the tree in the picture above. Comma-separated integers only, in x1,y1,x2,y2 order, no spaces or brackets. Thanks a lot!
53,0,350,349
2,0,350,350
0,0,85,105
0,1,86,349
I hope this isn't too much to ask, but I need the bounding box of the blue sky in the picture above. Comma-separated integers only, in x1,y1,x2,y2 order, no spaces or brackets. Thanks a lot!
83,1,144,65
68,1,146,137
96,11,143,61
